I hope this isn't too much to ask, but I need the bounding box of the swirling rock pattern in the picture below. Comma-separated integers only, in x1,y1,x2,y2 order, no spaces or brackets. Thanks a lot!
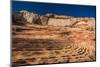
12,25,96,66
12,11,96,66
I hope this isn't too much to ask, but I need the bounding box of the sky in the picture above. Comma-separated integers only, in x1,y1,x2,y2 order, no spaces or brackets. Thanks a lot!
12,1,96,17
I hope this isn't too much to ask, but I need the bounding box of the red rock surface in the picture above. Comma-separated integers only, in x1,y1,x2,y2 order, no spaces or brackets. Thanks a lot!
12,11,96,66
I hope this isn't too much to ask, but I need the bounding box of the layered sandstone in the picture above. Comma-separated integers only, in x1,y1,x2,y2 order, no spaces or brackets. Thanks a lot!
12,10,96,66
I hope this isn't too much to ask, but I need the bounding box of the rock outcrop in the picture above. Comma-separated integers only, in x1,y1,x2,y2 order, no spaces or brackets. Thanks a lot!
12,10,74,26
48,18,73,27
39,15,49,25
12,10,49,25
72,18,96,31
12,10,96,65
12,10,95,30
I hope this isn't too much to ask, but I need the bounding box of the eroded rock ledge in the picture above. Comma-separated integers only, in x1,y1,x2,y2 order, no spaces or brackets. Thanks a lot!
12,10,95,30
12,10,96,65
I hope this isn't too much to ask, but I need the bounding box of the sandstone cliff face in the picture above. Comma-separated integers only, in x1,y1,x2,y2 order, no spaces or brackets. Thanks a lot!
12,10,40,25
72,18,96,31
12,10,95,30
48,18,73,27
39,16,49,25
20,10,40,24
12,10,96,65
12,10,49,25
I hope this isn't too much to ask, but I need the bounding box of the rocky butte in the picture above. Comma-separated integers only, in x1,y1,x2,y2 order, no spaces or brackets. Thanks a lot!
12,10,96,65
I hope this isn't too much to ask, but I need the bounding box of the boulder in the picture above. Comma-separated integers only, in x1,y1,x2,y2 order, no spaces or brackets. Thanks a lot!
20,10,40,24
12,10,49,25
12,12,27,25
12,10,40,25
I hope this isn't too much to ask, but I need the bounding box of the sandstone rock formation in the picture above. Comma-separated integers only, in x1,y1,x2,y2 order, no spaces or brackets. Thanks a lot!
48,18,73,27
12,10,95,29
12,10,48,25
12,25,96,65
12,10,96,66
39,15,49,25
72,18,96,31
46,13,73,19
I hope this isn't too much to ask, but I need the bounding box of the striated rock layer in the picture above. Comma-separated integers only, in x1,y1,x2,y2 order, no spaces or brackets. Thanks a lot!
12,10,96,66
